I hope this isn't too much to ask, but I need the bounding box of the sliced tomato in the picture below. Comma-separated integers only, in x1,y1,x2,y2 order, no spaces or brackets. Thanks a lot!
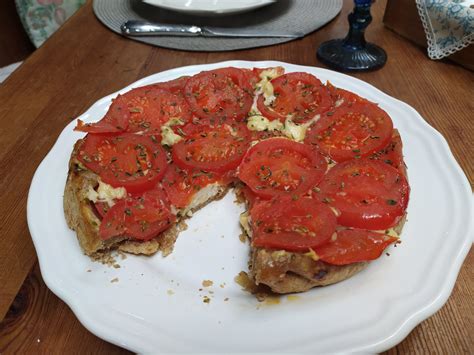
317,159,409,230
256,72,331,123
161,163,222,209
326,81,369,107
184,67,253,124
99,187,175,241
124,87,191,133
76,86,191,134
250,197,337,252
75,97,130,133
370,130,404,171
316,229,398,265
305,102,393,162
238,185,260,210
77,133,168,194
237,138,327,199
94,201,110,219
152,76,189,93
171,123,251,173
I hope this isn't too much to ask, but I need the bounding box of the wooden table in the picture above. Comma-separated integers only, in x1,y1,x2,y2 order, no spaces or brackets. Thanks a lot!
0,0,472,353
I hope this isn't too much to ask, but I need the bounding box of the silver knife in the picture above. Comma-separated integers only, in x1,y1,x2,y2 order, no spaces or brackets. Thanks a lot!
121,20,304,38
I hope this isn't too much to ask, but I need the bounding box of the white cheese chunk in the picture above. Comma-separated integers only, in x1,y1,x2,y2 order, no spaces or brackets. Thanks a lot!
254,68,283,107
262,81,276,106
256,68,282,91
281,115,320,142
161,117,184,146
247,115,284,132
86,180,127,207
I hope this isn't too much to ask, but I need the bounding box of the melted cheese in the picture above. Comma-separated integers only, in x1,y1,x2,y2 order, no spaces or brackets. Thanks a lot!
255,68,282,91
246,111,319,142
255,68,282,107
247,115,283,132
86,180,126,207
262,81,276,106
304,248,320,261
281,115,320,142
161,117,184,146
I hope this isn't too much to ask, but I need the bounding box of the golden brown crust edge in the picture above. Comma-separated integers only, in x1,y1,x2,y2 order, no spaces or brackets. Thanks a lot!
247,214,406,295
250,248,368,294
64,141,111,255
64,153,181,256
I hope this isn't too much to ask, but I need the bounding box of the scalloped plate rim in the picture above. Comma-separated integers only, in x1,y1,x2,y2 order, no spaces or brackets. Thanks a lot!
27,60,473,353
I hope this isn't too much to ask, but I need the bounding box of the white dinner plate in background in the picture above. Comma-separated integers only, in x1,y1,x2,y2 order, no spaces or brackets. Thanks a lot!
142,0,276,15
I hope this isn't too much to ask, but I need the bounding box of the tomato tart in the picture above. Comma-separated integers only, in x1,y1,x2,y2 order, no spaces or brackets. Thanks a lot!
64,66,410,294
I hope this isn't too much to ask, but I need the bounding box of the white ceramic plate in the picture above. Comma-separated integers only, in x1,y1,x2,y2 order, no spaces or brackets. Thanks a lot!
142,0,276,15
28,61,473,353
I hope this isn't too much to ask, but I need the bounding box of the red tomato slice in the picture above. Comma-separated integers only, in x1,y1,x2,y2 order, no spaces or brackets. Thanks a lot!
161,163,222,209
77,133,168,194
94,201,110,219
99,187,175,241
122,87,191,134
316,229,398,265
370,130,404,171
256,72,332,123
238,185,260,210
171,123,251,173
326,81,369,107
250,197,337,252
305,102,393,162
317,159,409,230
150,76,189,93
76,85,191,134
184,67,253,124
75,97,130,133
237,138,327,199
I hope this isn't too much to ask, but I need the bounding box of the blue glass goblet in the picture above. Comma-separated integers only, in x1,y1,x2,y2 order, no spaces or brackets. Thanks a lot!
317,0,386,72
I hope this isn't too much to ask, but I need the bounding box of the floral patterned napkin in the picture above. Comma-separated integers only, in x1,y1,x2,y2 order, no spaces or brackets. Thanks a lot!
15,0,86,48
416,0,473,59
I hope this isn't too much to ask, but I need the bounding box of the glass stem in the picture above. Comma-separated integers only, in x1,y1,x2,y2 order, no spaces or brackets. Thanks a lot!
343,2,372,50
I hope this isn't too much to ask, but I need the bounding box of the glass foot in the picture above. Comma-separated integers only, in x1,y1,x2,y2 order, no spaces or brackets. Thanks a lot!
317,39,387,72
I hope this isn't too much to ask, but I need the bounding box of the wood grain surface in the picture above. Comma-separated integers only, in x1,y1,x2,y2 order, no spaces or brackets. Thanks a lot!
0,0,472,353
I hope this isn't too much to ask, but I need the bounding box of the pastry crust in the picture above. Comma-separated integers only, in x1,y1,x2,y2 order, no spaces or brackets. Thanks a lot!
250,248,368,294
63,70,409,296
64,139,227,256
248,214,406,294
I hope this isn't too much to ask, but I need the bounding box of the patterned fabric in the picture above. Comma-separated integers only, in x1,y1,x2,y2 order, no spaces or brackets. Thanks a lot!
15,0,86,48
416,0,474,59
